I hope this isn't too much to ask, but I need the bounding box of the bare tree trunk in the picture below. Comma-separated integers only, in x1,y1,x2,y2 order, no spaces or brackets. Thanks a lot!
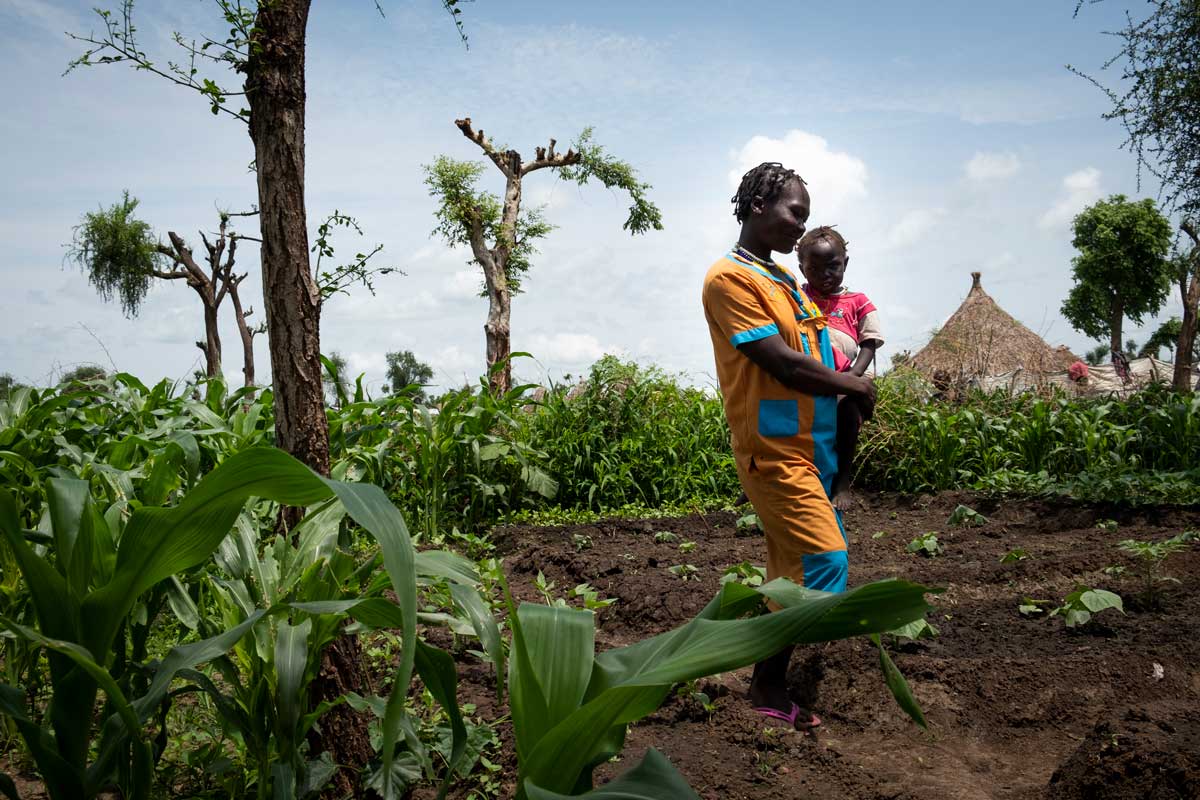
227,276,257,389
246,5,367,795
1174,222,1199,392
199,301,223,378
1175,282,1198,391
246,0,330,478
1109,295,1125,357
485,280,512,394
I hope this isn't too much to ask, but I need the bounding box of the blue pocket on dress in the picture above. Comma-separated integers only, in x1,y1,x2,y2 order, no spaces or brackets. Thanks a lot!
758,399,799,437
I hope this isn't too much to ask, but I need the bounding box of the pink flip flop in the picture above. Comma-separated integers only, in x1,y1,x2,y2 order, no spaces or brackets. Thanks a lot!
753,702,822,731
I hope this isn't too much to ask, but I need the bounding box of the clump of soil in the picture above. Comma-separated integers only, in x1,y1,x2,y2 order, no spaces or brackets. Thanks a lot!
1045,709,1200,800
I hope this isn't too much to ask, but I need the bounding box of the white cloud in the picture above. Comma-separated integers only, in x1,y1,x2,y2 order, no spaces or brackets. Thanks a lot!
885,208,946,250
443,268,482,300
521,332,618,364
1039,167,1102,229
729,130,868,220
965,151,1020,181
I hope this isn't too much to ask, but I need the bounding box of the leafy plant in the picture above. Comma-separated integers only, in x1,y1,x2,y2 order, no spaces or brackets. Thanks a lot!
1018,598,1052,617
572,534,592,552
1117,531,1197,607
948,504,988,527
906,532,944,557
678,541,696,554
1096,519,1120,532
667,564,699,581
1050,585,1125,628
887,618,939,640
720,562,766,587
735,513,760,532
999,548,1029,564
653,531,677,543
504,576,935,797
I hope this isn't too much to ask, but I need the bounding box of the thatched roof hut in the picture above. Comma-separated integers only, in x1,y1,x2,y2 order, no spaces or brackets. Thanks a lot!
911,272,1080,380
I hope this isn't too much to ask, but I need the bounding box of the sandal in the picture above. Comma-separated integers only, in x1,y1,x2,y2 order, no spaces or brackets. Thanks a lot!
753,701,822,731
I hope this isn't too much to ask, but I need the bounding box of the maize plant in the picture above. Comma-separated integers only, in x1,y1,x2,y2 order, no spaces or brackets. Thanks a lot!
0,447,473,800
507,575,934,797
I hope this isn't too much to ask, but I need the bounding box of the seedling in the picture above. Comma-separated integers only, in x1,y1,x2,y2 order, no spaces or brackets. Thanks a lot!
999,548,1028,564
906,532,943,557
571,582,616,611
871,531,889,539
1117,531,1197,608
1050,585,1124,628
654,531,678,544
720,561,766,587
572,533,593,552
949,504,988,527
736,513,760,532
1096,519,1119,532
678,540,697,554
888,618,939,641
1102,565,1127,577
668,564,700,581
1018,597,1052,616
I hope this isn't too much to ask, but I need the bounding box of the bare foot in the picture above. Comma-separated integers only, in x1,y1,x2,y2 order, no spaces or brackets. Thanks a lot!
832,475,856,512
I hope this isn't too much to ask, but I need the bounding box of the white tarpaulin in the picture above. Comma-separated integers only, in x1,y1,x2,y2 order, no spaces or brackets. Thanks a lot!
975,357,1199,396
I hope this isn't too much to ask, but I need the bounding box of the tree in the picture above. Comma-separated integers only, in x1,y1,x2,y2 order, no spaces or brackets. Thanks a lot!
383,350,434,401
1138,317,1183,359
66,3,465,790
1061,195,1173,356
425,119,663,393
1072,0,1200,389
1084,343,1111,366
60,365,108,385
0,373,18,401
68,193,262,384
322,351,351,408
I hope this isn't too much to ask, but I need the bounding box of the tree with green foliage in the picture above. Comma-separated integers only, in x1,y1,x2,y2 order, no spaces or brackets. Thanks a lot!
383,350,434,401
1084,344,1110,367
60,365,108,385
1072,0,1200,390
0,373,18,401
1061,195,1173,357
1138,317,1183,360
68,193,262,383
425,119,663,393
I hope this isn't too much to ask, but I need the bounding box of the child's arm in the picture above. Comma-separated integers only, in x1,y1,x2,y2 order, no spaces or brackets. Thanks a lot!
849,341,878,377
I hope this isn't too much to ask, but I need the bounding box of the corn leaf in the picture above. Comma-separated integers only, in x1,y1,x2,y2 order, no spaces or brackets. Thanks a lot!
525,748,700,800
871,634,927,729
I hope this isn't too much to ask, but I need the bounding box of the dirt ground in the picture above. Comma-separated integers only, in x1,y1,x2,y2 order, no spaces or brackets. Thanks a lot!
448,492,1200,800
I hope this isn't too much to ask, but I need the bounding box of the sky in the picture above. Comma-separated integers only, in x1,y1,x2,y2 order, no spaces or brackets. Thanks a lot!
0,0,1188,393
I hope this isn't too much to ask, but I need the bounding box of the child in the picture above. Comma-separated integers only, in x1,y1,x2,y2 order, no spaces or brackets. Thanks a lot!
796,226,883,510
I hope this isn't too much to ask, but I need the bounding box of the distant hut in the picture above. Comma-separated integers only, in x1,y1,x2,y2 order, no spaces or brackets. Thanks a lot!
912,272,1080,382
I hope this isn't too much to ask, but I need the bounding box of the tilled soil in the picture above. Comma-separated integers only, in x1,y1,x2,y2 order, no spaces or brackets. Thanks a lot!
438,492,1200,800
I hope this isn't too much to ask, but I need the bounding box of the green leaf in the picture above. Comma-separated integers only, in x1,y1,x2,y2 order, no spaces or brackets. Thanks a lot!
275,618,312,745
872,634,927,729
1079,589,1123,614
164,576,199,631
525,748,700,799
414,641,467,800
450,582,505,698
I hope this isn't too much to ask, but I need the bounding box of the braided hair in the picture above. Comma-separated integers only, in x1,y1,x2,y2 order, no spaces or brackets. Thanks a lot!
796,225,848,260
730,162,806,223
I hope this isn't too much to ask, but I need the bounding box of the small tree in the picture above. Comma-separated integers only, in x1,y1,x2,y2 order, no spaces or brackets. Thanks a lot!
1084,343,1111,366
68,193,262,385
384,350,434,401
1072,0,1200,389
425,120,663,393
1061,195,1173,356
0,373,19,401
1138,317,1183,360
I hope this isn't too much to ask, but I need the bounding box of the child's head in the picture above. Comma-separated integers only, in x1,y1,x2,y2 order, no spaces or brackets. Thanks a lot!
797,226,849,296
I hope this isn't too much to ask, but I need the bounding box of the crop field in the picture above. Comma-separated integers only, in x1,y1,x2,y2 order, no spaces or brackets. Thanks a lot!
0,365,1197,799
438,494,1200,800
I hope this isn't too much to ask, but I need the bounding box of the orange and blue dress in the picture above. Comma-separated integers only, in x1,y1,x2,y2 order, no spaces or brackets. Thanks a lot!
702,249,847,593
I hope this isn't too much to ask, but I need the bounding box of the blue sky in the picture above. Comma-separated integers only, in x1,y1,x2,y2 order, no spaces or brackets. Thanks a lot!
0,0,1184,392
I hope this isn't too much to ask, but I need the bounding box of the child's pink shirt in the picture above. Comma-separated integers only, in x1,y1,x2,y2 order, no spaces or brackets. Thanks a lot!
802,285,884,372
